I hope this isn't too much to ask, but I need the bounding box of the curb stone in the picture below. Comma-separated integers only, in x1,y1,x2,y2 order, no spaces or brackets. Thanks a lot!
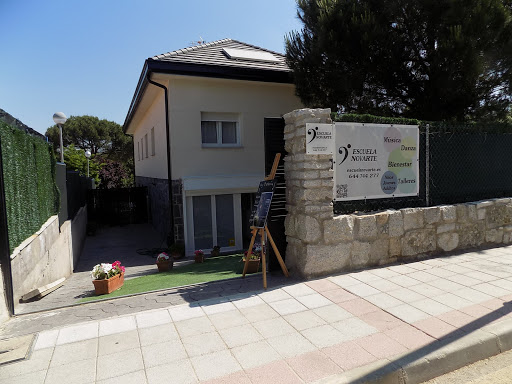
314,318,512,384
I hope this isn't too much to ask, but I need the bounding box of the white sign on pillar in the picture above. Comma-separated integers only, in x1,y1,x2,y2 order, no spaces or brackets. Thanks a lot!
334,122,419,201
305,123,334,155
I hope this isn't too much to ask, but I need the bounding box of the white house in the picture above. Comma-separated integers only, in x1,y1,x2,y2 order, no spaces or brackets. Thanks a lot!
123,38,303,255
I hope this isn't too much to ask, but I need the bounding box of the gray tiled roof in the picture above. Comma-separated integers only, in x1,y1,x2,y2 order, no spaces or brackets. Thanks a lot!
150,38,290,72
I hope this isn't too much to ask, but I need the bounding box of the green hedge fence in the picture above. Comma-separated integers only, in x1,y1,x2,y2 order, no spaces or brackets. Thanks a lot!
0,121,60,254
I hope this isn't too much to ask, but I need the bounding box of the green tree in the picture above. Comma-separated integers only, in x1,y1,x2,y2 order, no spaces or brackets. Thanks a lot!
286,0,512,121
46,115,115,154
46,115,134,187
63,144,102,185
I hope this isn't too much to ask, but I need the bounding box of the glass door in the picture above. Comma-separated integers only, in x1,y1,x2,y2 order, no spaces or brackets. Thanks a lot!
192,196,213,250
215,194,235,247
187,194,241,254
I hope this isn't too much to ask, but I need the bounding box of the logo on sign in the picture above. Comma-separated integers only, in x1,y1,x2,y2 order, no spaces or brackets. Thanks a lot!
307,126,318,143
338,144,351,164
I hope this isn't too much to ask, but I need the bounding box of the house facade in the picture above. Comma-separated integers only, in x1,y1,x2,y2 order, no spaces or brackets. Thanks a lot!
123,39,303,255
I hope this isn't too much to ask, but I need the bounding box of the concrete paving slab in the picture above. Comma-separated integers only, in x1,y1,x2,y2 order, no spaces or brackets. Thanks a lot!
266,331,317,358
98,329,140,356
50,338,97,367
182,331,226,357
231,340,281,370
146,358,197,384
142,339,188,366
0,334,34,365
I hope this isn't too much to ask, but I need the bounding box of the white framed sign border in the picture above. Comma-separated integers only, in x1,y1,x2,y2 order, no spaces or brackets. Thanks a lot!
333,122,420,202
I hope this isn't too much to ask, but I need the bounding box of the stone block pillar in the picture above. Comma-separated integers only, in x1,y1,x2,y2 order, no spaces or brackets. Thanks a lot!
283,108,340,278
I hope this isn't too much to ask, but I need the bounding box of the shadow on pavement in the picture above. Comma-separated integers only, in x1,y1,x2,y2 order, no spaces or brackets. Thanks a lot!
348,301,512,383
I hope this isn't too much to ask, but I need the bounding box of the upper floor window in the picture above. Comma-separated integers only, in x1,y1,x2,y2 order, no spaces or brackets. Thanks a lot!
201,112,240,147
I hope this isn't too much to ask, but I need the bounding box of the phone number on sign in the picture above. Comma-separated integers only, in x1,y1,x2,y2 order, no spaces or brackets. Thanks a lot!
348,173,380,179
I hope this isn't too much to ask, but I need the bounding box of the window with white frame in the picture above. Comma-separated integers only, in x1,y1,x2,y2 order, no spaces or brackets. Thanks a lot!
144,133,148,158
201,112,240,147
140,138,144,160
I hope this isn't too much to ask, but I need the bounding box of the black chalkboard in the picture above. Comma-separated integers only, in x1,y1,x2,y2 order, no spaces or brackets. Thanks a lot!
250,180,276,228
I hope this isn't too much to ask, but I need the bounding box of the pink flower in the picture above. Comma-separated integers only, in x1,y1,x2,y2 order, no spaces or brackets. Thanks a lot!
120,266,125,273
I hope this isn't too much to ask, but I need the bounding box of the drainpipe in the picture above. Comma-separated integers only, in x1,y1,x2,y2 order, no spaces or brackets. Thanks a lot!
146,74,175,245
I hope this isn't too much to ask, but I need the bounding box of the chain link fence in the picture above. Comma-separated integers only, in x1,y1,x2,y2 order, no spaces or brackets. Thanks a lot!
427,130,512,206
333,115,512,214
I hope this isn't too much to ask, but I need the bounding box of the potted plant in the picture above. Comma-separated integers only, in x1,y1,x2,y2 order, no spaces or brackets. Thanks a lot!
169,243,185,260
91,261,125,295
211,245,221,258
156,252,173,272
194,249,204,263
243,245,261,274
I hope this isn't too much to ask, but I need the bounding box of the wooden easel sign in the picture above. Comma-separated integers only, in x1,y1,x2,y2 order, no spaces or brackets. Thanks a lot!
250,180,276,229
243,153,289,288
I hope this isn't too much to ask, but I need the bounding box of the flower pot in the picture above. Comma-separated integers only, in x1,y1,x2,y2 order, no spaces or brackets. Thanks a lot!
243,258,261,274
92,273,124,295
211,250,220,258
157,260,173,272
195,254,204,263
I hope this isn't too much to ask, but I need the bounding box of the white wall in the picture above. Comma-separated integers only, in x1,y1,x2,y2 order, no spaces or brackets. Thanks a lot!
133,93,168,180
9,206,88,310
168,76,302,186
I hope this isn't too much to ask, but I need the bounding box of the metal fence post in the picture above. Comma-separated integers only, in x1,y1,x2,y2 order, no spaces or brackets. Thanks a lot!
425,123,430,207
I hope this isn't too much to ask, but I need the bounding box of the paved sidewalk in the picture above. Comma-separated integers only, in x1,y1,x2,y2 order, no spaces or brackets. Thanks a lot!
3,245,512,383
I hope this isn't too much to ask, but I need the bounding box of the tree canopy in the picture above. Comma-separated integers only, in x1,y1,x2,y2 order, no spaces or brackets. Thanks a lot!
286,0,512,121
45,115,133,188
45,115,130,155
63,144,101,185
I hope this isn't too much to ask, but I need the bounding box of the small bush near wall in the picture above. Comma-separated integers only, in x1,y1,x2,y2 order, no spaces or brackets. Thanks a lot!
0,122,60,253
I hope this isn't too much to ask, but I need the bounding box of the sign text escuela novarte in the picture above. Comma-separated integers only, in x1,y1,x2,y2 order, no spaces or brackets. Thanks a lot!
306,123,334,154
334,123,419,201
306,122,419,201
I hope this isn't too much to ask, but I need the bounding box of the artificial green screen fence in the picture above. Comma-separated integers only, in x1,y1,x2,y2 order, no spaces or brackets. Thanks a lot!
0,121,60,254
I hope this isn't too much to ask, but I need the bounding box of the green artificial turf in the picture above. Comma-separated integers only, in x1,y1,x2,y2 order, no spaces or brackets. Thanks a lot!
79,254,254,303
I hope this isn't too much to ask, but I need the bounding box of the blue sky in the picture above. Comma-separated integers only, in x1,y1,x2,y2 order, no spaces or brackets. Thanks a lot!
0,0,302,135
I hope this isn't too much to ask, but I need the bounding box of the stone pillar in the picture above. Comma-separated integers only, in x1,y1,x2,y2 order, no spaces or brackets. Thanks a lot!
283,108,340,278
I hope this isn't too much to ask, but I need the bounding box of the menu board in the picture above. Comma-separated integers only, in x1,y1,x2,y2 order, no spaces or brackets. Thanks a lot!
249,180,276,228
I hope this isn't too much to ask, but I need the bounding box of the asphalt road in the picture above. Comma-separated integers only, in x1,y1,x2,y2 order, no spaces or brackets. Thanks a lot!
423,349,512,384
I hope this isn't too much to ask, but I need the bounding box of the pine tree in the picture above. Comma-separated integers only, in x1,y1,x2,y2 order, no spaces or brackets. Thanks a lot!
286,0,512,121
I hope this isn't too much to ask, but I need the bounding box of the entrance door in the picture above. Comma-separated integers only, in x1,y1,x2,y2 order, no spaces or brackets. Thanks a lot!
264,117,287,271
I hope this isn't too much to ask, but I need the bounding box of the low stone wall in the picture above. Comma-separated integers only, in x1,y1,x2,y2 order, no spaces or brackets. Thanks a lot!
283,108,512,278
9,206,87,308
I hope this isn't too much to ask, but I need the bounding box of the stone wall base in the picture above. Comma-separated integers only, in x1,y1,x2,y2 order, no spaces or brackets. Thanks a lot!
287,199,512,278
135,176,184,243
